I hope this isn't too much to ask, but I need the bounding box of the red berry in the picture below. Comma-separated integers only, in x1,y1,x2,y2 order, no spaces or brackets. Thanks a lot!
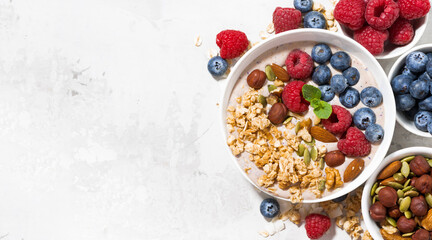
282,81,310,113
365,0,400,30
334,0,366,30
285,49,313,80
354,26,389,55
389,18,415,45
338,127,372,157
273,7,302,34
322,105,352,135
216,30,249,59
399,0,431,20
305,214,331,239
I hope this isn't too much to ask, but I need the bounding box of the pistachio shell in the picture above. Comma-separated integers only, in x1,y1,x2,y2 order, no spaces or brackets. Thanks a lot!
397,189,404,198
404,179,411,188
268,84,277,93
371,182,379,197
283,116,293,125
319,158,325,170
311,146,318,161
258,95,267,107
297,143,305,157
295,122,301,134
387,182,404,189
265,65,276,81
393,173,405,182
401,156,415,163
375,186,386,195
386,217,397,227
303,148,311,165
404,190,419,197
402,186,413,192
401,162,410,178
399,196,411,212
404,210,412,219
305,138,315,146
425,193,432,207
372,195,377,204
428,159,432,167
402,232,414,237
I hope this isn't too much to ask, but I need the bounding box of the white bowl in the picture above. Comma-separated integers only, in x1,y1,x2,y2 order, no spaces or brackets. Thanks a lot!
388,44,432,138
362,147,432,240
220,29,396,203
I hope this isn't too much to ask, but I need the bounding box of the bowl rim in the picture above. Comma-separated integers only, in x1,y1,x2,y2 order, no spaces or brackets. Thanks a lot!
219,28,396,203
387,43,432,138
361,147,432,240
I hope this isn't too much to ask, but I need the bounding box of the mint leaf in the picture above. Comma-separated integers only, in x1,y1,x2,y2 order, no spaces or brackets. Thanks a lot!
302,85,321,102
314,101,332,119
310,98,321,108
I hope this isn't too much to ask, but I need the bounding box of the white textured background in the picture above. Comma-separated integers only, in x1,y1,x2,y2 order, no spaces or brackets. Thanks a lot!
0,0,430,239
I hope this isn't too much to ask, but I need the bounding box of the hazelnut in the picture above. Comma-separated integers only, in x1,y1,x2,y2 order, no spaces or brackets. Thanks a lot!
324,150,345,168
378,186,398,207
268,103,288,125
412,177,418,187
397,216,417,233
411,195,429,217
415,174,432,194
410,156,431,176
247,69,266,89
369,201,387,222
388,205,402,219
412,228,430,240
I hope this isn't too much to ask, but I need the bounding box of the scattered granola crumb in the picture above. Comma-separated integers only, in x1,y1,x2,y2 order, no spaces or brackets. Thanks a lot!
266,23,275,34
259,31,268,40
258,231,269,238
207,49,218,59
194,35,202,47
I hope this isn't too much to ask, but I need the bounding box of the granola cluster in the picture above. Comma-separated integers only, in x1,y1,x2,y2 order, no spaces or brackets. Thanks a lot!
226,88,326,202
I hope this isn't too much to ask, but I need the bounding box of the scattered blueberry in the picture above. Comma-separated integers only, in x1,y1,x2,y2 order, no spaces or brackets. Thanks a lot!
396,94,416,111
427,58,432,77
311,43,332,64
330,74,348,94
332,194,348,203
419,96,432,111
401,65,417,79
207,56,228,76
406,51,429,73
409,79,430,99
312,65,332,85
304,11,326,29
319,85,335,102
391,75,413,95
418,72,431,82
294,0,313,13
361,87,383,107
365,124,385,143
339,87,360,108
260,198,280,218
343,67,360,86
330,51,351,71
404,105,419,121
353,107,376,130
414,111,432,132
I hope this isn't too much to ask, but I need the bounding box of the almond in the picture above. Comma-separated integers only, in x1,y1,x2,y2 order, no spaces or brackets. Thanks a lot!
310,126,338,143
380,176,406,186
377,161,402,180
271,63,290,82
343,158,365,182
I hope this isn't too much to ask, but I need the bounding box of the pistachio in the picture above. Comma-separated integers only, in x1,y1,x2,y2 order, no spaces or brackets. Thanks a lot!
375,186,386,195
400,196,412,212
265,65,276,81
387,182,404,189
304,148,311,165
402,232,414,237
283,116,293,125
401,161,410,178
311,146,318,161
268,84,277,93
319,158,325,170
305,138,315,146
371,182,379,197
404,190,419,197
397,189,404,198
295,122,301,134
425,193,432,207
258,95,267,107
386,217,397,227
405,210,412,219
401,156,415,163
393,173,405,182
318,180,326,191
297,144,305,157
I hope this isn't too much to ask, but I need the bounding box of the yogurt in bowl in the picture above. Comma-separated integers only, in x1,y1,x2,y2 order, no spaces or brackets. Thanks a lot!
220,29,395,203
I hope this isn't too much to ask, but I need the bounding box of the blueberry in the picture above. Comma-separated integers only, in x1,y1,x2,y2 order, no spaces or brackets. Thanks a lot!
361,87,383,107
312,65,332,85
311,43,332,64
391,74,414,95
304,11,326,29
260,198,280,218
319,85,335,102
409,79,430,99
330,51,351,71
207,56,228,76
396,94,416,111
330,74,348,94
343,67,360,86
353,107,376,130
419,96,432,111
428,122,432,135
294,0,313,13
406,51,429,73
401,65,418,79
332,194,348,203
365,124,385,143
427,60,432,79
339,87,360,108
418,72,431,82
427,52,432,60
414,111,432,132
404,105,419,121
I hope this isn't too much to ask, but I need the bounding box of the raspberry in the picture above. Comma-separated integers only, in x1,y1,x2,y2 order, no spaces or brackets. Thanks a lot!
338,127,372,157
282,81,310,113
322,105,352,135
285,49,313,80
399,0,431,20
354,26,389,55
273,7,302,34
389,18,414,45
365,0,399,30
216,30,249,59
334,0,366,30
305,214,331,239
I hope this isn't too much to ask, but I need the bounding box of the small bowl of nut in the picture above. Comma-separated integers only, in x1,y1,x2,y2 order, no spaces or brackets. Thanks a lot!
362,147,432,240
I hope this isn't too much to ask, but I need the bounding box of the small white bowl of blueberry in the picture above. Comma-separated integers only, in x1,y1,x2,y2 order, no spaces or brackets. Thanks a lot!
389,44,432,138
